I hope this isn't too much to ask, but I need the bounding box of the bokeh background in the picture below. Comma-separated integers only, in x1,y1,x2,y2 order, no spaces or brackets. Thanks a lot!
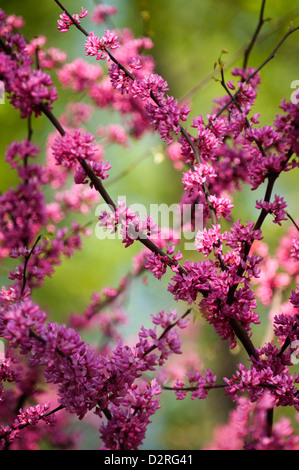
1,0,299,450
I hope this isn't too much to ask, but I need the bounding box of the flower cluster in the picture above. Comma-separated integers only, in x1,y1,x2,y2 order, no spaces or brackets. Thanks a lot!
173,369,216,400
90,4,117,25
52,130,98,169
5,139,40,168
98,200,160,248
7,66,57,119
145,95,190,145
0,403,56,449
0,23,57,118
85,30,120,61
144,245,183,280
0,295,188,448
74,160,111,185
195,225,225,257
204,393,299,450
224,341,299,410
57,7,88,33
255,194,288,225
58,58,103,92
99,380,161,450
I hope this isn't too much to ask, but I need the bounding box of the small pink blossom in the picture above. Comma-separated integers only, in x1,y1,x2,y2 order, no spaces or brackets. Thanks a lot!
5,140,40,169
255,194,288,225
208,194,234,220
97,123,129,147
58,58,102,92
52,130,97,169
98,200,160,248
74,160,111,185
182,163,217,193
91,4,117,25
85,30,120,61
173,369,216,400
195,225,226,257
57,7,88,33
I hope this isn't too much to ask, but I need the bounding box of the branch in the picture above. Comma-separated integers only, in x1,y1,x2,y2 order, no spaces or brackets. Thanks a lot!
163,383,226,392
243,0,267,70
287,212,299,232
216,26,299,118
142,308,191,358
179,6,299,103
21,234,42,296
52,0,218,226
0,404,65,442
53,0,89,36
50,0,261,357
222,144,293,361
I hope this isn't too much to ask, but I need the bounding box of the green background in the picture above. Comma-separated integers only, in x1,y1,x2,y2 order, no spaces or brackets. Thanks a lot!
0,0,299,450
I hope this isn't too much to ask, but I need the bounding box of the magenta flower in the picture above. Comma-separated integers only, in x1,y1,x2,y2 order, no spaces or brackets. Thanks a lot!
57,7,88,33
255,194,288,225
99,380,161,450
58,58,102,92
74,160,111,185
90,4,117,25
98,200,159,248
5,140,40,169
52,130,98,169
195,225,226,257
182,163,217,194
84,30,120,60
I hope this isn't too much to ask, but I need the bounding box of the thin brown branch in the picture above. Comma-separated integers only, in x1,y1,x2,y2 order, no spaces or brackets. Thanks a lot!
142,308,192,358
21,235,42,296
53,0,89,36
287,212,299,232
0,404,65,441
163,383,226,392
243,0,267,70
216,26,299,118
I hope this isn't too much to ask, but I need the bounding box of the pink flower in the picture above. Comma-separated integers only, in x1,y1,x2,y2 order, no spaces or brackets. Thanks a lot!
226,219,263,254
208,194,234,220
290,287,299,310
90,4,117,25
166,142,184,170
52,130,98,169
191,115,222,160
173,369,216,401
84,30,120,60
98,200,159,248
98,123,129,147
74,160,111,185
5,140,40,169
144,247,183,279
195,225,226,257
99,380,161,450
182,163,217,193
255,194,288,225
145,96,190,144
109,63,132,94
55,184,100,215
57,58,102,92
57,7,88,33
131,74,169,101
8,67,58,119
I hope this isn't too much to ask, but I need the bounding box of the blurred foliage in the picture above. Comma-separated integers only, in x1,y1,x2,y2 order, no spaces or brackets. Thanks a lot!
0,0,299,450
